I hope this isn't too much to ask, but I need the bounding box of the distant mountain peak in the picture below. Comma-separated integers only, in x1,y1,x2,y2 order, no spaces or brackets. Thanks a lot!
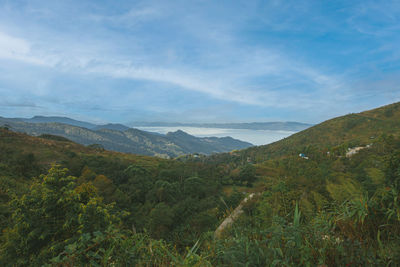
24,115,97,129
93,123,130,132
32,115,67,119
167,130,191,136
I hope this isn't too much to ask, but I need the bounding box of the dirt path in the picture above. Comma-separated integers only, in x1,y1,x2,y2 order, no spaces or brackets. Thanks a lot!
346,144,372,157
214,193,258,238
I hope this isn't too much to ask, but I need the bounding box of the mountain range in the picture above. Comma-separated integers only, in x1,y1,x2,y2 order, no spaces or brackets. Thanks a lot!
0,116,252,158
5,116,312,131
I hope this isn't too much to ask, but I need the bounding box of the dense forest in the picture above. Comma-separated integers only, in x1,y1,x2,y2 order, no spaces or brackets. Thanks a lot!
1,102,400,266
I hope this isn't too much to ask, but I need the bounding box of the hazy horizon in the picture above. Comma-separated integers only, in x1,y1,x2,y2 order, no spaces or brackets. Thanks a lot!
0,113,313,126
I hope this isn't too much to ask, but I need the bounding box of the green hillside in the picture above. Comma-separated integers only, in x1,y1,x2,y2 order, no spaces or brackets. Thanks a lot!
202,102,400,266
208,102,400,164
0,127,242,265
0,102,400,266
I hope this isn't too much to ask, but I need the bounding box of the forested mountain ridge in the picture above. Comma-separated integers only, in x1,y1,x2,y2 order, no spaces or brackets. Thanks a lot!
0,128,165,167
207,101,400,164
23,115,98,129
0,118,252,158
201,102,400,266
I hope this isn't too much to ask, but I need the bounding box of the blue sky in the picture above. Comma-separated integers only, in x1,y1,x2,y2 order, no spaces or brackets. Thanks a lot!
0,0,399,124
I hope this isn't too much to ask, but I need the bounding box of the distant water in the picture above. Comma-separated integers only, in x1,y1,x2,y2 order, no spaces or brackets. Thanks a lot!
136,126,296,146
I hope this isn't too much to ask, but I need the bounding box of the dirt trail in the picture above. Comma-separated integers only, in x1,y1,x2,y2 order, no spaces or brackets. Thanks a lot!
214,193,259,238
346,144,372,157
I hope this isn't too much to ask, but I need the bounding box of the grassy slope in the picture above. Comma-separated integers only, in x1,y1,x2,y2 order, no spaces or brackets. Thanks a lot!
210,102,400,163
204,102,400,266
0,128,164,170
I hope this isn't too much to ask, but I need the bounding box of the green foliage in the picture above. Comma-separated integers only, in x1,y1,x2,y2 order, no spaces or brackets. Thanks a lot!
184,176,206,198
238,164,257,186
148,202,174,239
87,143,105,151
49,229,204,267
326,174,362,203
386,150,400,190
0,165,121,265
39,134,72,142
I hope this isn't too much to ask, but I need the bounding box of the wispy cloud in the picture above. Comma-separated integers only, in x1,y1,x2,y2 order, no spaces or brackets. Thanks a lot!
0,28,342,109
0,31,47,65
346,0,400,36
88,6,162,27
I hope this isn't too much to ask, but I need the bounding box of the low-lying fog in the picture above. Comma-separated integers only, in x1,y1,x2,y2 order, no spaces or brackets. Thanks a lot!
136,126,296,146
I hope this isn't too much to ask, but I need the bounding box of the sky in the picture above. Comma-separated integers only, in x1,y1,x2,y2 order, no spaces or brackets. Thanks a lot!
0,0,399,124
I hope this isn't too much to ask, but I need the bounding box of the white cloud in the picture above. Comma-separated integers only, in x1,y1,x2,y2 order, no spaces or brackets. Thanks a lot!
0,32,40,64
0,32,60,66
0,29,343,110
0,31,30,55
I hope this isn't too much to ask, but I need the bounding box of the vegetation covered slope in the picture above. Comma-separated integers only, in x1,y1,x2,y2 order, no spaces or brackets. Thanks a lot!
0,127,248,265
197,102,400,266
208,101,400,164
0,102,400,266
